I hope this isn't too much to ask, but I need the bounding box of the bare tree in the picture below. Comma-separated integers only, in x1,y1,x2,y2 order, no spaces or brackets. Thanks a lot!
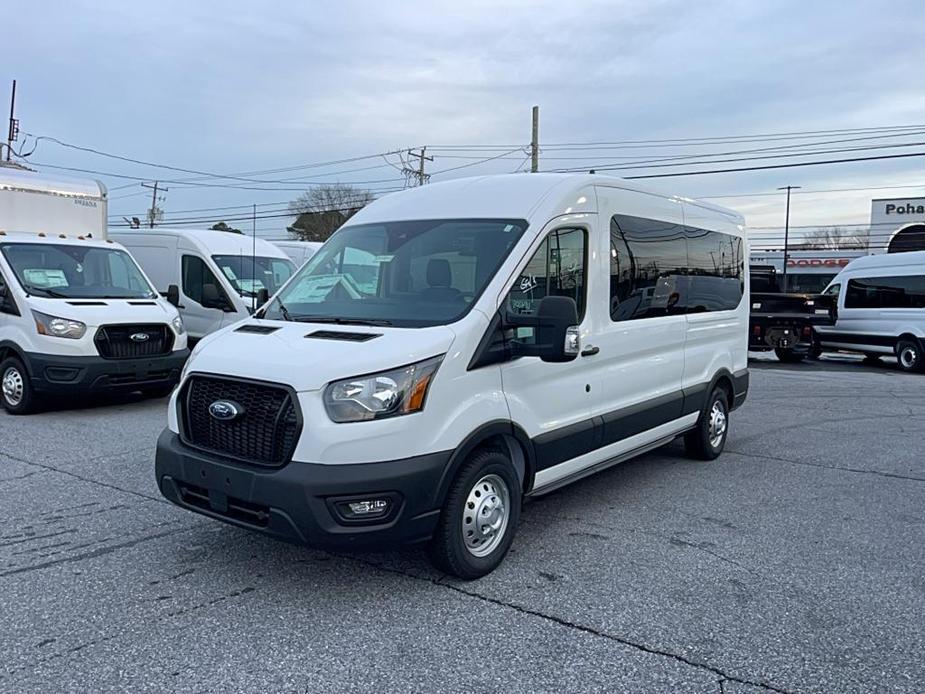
798,226,867,250
287,184,375,242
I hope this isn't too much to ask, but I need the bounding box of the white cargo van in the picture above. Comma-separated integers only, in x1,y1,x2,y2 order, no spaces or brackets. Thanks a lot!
155,174,749,578
271,240,323,267
0,231,188,414
815,251,925,372
110,228,296,340
0,166,108,238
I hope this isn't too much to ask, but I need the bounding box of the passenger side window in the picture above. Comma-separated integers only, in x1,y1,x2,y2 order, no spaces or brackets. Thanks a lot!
182,255,225,306
506,227,586,321
610,216,687,320
845,276,925,309
823,283,841,297
609,215,744,321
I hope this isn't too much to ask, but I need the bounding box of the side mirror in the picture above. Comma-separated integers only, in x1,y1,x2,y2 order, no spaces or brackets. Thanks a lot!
166,284,180,308
256,288,269,307
505,295,580,363
201,283,228,310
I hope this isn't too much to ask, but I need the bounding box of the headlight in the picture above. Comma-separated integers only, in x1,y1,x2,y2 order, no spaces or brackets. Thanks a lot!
32,310,87,339
323,355,443,423
171,315,185,335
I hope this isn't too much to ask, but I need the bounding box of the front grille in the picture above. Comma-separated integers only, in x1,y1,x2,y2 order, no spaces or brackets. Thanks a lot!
95,323,173,359
181,375,300,466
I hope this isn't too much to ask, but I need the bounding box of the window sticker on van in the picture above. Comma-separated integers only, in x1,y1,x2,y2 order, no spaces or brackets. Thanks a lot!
220,265,238,282
23,268,69,288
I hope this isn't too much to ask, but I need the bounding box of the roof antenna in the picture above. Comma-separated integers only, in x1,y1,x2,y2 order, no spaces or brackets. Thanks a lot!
252,203,257,313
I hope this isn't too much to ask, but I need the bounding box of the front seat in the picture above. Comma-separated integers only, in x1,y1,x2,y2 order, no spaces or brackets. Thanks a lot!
422,258,462,302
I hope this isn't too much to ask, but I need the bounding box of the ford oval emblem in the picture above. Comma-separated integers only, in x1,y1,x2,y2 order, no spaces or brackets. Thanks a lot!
209,400,243,421
130,332,150,342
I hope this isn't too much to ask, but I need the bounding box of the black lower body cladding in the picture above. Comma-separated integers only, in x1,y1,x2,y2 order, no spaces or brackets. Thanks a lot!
25,349,189,394
155,430,452,548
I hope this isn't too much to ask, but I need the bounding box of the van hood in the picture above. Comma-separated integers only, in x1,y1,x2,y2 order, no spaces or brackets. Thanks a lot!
25,297,179,327
187,320,458,392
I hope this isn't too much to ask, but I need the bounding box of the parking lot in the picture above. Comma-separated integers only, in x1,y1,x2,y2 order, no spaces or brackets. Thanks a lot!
0,360,922,694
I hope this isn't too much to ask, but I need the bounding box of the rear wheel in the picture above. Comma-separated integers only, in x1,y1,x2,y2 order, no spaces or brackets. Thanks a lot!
1,357,40,415
774,348,805,363
896,338,924,373
429,449,521,579
685,387,729,460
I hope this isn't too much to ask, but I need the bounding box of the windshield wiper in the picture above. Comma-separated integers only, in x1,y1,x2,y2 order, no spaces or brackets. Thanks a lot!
24,285,70,298
277,301,293,321
294,315,392,327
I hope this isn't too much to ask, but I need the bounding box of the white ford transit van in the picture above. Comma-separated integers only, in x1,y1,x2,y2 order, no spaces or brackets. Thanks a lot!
0,231,188,414
110,228,296,341
815,251,925,372
155,174,749,578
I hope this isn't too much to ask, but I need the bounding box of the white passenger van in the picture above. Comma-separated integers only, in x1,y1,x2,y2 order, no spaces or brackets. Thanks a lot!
815,251,925,372
0,231,188,414
271,240,323,267
155,174,749,578
110,228,296,341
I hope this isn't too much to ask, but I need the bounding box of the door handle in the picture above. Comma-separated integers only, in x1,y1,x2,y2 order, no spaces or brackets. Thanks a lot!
581,345,600,357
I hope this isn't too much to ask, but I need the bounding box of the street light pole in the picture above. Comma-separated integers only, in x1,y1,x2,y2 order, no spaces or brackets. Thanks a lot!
777,185,801,291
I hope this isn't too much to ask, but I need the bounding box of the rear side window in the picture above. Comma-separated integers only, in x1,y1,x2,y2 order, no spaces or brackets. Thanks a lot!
685,228,746,312
506,227,587,321
845,275,925,308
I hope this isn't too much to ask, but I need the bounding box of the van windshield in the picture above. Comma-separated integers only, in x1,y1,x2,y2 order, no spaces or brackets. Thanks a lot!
212,255,296,297
261,219,528,327
0,243,156,299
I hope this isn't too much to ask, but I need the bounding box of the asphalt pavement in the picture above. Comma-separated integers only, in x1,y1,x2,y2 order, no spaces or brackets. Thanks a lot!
1,358,923,693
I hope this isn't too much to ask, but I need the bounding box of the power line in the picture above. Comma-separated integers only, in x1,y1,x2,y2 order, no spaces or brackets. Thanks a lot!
621,150,925,180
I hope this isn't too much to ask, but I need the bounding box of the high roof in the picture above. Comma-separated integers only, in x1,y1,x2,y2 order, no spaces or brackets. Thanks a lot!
347,173,742,226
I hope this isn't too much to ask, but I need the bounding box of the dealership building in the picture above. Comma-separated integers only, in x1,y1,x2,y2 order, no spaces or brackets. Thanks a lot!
868,197,925,253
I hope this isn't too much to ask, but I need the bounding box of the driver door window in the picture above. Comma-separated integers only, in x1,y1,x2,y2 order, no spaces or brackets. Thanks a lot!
505,227,586,344
182,255,225,307
0,270,19,315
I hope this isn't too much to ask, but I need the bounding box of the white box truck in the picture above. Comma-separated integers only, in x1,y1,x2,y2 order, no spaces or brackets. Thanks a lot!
0,165,108,239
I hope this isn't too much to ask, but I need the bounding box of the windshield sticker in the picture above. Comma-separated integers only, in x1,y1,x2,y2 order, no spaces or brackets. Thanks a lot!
236,279,266,293
221,265,238,281
23,268,69,288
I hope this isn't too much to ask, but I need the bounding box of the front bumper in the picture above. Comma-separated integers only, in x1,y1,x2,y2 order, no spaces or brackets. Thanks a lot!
155,430,451,548
25,349,189,394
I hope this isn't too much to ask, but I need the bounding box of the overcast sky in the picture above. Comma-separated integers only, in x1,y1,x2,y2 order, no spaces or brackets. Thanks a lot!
5,0,925,239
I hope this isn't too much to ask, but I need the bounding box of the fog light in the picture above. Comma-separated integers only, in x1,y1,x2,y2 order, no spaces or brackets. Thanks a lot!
335,497,392,520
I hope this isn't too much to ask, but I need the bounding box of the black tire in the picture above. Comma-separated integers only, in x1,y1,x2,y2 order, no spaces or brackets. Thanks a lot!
684,387,729,461
428,449,521,580
774,348,805,363
142,384,176,399
0,356,40,415
896,337,924,373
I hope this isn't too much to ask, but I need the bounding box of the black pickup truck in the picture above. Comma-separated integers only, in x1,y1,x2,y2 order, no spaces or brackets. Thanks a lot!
749,265,836,363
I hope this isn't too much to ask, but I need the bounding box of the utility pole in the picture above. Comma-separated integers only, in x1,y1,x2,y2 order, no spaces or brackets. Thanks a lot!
141,181,168,228
777,185,801,291
530,105,539,173
405,147,432,186
6,80,18,162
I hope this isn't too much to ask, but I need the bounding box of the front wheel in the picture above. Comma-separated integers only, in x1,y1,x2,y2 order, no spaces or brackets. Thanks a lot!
429,449,521,579
896,338,924,373
775,348,805,363
1,356,40,415
684,388,729,460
